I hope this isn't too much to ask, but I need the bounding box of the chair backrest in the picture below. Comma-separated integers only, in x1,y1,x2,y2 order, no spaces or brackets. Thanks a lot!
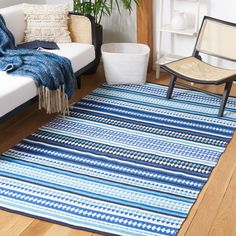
195,16,236,62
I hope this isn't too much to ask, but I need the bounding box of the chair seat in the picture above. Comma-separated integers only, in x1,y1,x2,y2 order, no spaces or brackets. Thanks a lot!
163,56,236,84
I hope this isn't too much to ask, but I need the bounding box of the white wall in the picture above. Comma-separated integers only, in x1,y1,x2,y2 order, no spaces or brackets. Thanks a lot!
0,0,45,8
209,0,236,22
101,8,136,44
46,0,73,10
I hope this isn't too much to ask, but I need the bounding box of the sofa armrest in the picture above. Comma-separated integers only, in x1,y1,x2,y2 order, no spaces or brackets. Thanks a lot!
68,12,102,76
68,13,93,44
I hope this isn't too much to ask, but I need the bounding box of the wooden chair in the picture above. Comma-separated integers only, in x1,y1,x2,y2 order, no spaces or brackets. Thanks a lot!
161,16,236,117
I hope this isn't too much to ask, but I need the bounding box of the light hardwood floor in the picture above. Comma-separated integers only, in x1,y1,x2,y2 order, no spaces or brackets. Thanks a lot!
0,66,236,236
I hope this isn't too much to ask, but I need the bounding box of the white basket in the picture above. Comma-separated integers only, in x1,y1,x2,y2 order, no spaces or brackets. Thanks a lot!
101,43,150,85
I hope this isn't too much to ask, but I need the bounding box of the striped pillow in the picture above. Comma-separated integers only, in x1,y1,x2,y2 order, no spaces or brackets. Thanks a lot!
23,4,71,43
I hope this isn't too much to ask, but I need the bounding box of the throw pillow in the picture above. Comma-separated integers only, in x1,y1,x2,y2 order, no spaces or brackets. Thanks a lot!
23,4,71,43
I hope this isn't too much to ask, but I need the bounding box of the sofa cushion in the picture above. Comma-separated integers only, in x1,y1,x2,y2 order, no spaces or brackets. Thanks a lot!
0,43,95,117
23,3,71,43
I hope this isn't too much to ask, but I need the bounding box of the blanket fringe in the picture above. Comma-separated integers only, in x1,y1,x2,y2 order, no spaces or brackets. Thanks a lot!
38,85,69,116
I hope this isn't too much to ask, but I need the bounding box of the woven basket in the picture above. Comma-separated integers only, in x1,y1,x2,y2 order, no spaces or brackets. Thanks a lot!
101,43,150,85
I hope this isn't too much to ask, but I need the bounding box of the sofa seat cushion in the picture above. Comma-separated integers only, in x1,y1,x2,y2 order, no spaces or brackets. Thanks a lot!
0,72,37,117
0,43,95,117
47,43,95,72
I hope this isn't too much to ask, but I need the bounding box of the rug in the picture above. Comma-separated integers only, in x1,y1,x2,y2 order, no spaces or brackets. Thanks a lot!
1,83,236,236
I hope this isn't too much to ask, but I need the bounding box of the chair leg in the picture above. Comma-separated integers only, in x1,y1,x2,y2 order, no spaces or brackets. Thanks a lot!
166,75,177,99
218,81,233,117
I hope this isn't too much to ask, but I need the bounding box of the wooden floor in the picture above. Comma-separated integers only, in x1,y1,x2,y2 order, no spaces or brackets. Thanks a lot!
0,66,236,236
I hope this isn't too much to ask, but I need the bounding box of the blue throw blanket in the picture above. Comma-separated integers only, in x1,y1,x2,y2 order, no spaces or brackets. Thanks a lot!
0,15,74,115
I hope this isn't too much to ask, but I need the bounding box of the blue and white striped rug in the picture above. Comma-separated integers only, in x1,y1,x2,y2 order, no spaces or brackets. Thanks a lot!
1,83,236,236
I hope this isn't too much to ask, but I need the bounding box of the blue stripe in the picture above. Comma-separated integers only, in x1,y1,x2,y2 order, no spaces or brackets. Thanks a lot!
99,85,236,116
0,186,180,234
69,109,230,147
0,155,201,202
74,99,235,136
0,170,190,218
13,139,212,180
27,131,212,180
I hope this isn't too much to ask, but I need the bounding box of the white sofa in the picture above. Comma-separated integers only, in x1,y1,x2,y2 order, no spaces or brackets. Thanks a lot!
0,4,100,119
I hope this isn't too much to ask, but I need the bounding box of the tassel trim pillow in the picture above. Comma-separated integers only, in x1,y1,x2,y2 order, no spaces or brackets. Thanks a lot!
23,3,71,43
